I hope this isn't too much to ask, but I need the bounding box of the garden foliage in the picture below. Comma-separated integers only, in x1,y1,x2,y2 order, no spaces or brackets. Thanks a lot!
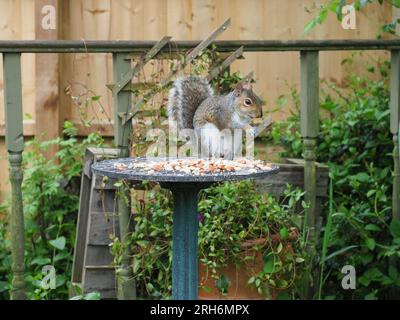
272,57,400,299
0,122,103,299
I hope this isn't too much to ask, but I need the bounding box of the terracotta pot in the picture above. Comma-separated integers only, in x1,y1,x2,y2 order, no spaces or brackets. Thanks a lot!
198,240,277,300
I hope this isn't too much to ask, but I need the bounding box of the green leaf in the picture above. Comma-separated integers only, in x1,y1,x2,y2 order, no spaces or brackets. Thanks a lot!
276,242,283,254
0,281,9,293
263,254,276,274
295,257,305,263
137,240,149,248
365,224,381,232
277,291,291,300
389,265,398,281
279,227,289,240
394,0,400,8
201,285,212,294
132,258,141,274
215,274,230,294
303,19,317,35
354,172,370,182
84,292,101,300
365,238,376,251
49,237,66,250
248,276,256,284
323,245,358,262
390,219,400,239
31,257,51,266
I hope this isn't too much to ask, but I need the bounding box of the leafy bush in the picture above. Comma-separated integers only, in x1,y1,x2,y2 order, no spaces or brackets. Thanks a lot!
272,57,400,299
111,181,309,300
0,122,103,299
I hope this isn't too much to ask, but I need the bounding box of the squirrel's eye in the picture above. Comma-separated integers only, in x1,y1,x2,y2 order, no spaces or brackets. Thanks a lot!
244,98,252,106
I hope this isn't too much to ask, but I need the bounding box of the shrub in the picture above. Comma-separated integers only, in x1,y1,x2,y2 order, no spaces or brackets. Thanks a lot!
0,122,103,300
272,57,400,299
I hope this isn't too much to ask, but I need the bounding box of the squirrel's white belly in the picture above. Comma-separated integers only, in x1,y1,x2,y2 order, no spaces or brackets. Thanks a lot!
231,112,250,128
198,122,242,159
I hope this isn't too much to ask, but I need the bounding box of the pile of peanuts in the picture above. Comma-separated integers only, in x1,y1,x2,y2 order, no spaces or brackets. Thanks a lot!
114,158,273,175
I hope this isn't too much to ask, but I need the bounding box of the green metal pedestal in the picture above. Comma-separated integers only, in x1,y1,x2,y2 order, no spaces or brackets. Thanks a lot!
161,182,212,300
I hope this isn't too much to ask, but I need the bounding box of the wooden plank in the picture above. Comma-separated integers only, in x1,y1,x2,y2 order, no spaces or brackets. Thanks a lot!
90,188,116,212
254,164,329,197
3,53,24,153
300,51,319,232
206,46,244,82
71,149,93,283
0,120,36,136
84,245,115,266
111,36,172,95
300,50,320,299
391,50,400,134
88,212,119,246
3,52,27,300
74,122,114,137
35,0,61,158
390,50,400,220
83,269,116,299
93,175,118,190
125,51,245,61
300,51,319,138
113,53,132,152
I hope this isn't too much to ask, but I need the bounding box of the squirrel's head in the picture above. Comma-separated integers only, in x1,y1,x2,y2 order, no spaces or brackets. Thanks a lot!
233,82,263,119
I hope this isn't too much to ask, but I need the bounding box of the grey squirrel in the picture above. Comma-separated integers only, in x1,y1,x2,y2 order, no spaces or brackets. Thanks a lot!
167,76,271,158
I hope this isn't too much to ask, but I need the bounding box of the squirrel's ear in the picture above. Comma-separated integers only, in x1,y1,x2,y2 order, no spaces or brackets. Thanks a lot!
234,83,243,96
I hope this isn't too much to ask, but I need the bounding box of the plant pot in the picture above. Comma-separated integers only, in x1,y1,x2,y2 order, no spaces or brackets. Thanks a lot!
198,238,281,300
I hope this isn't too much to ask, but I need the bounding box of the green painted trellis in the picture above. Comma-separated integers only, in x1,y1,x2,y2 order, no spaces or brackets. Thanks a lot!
2,38,400,299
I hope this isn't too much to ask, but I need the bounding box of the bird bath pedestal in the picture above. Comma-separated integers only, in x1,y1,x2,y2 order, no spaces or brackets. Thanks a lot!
92,157,279,300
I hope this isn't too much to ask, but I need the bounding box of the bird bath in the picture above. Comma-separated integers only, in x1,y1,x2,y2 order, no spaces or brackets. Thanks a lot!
92,157,279,300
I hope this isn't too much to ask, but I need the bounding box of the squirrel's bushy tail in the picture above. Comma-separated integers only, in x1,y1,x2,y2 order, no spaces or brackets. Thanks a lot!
168,76,213,129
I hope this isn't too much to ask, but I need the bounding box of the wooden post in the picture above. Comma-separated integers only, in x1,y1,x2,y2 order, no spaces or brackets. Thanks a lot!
3,53,27,300
35,0,61,157
390,50,400,221
300,50,319,236
112,53,135,299
300,50,319,297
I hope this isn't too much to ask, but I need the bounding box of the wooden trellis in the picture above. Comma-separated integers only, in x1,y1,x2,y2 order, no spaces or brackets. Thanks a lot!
2,36,400,299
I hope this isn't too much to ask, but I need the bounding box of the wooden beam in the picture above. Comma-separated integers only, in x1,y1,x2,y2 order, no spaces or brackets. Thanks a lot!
300,50,319,232
3,52,27,300
0,120,36,137
2,39,400,53
35,0,61,157
390,50,400,220
112,36,171,95
112,53,136,300
301,51,319,138
73,122,114,137
113,53,132,151
300,50,320,298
